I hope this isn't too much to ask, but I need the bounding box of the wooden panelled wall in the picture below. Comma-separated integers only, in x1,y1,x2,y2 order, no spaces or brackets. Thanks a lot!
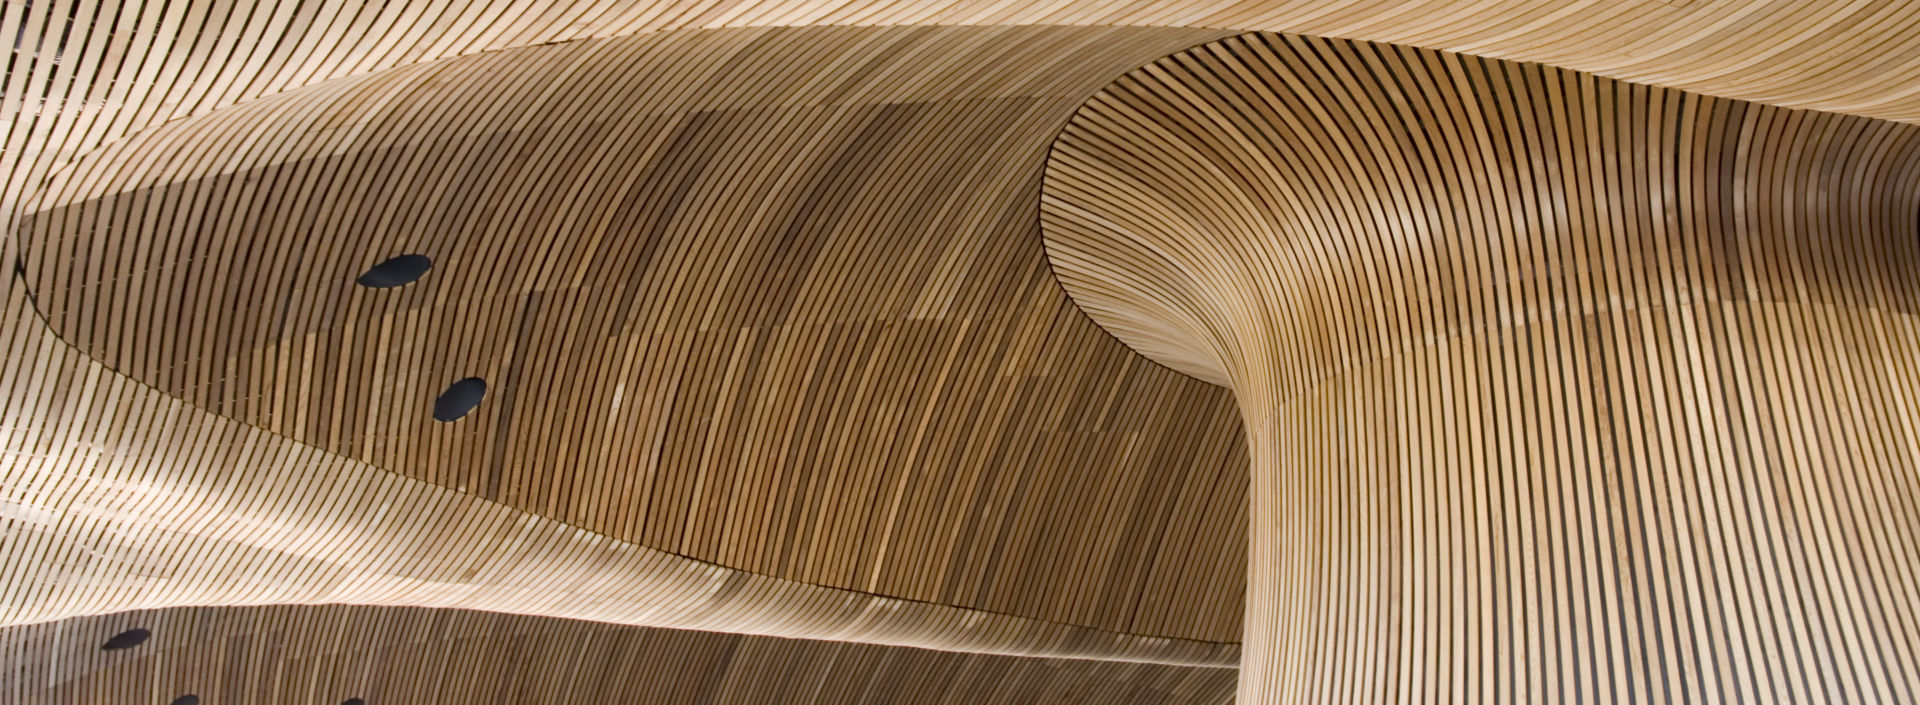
1043,32,1920,704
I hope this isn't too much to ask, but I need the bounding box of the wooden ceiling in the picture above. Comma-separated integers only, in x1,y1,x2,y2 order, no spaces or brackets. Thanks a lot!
1044,30,1920,704
14,24,1251,646
4,2,1919,704
1,605,1237,704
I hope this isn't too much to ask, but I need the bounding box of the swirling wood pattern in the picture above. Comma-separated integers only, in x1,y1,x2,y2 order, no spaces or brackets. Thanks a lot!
1044,32,1920,704
13,24,1251,646
7,1,1920,703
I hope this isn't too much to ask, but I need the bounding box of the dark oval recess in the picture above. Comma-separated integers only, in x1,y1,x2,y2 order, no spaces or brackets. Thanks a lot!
343,699,367,705
100,628,151,650
432,377,487,422
355,254,433,288
169,696,200,705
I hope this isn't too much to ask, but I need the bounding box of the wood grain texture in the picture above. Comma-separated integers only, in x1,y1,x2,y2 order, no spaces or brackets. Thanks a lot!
10,1,1920,230
15,24,1250,644
1044,31,1920,704
0,605,1237,704
6,1,1920,702
0,278,1237,667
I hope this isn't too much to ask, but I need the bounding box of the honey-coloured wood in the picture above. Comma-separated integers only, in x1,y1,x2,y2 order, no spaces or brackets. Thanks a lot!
13,24,1251,646
0,279,1238,667
6,2,1920,702
0,605,1238,704
1044,32,1920,704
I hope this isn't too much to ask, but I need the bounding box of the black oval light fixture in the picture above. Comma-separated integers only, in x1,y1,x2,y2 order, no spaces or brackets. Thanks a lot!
355,254,433,288
342,699,367,705
100,628,151,650
432,377,487,422
169,696,200,705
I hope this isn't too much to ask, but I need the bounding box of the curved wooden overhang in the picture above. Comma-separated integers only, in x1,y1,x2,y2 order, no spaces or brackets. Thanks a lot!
8,24,1248,663
0,605,1239,703
5,2,1920,703
1043,31,1920,703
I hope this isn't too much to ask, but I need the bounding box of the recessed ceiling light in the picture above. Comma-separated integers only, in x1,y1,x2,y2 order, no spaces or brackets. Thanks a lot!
100,628,151,651
433,377,488,422
355,254,433,288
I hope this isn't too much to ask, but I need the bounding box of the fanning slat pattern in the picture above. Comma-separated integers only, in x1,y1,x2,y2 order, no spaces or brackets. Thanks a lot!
0,605,1237,704
8,2,1920,703
6,2,1918,318
0,280,1237,666
1044,32,1920,703
16,24,1250,643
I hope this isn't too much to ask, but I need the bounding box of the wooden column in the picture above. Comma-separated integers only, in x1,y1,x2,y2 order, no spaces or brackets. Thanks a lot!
1042,32,1920,703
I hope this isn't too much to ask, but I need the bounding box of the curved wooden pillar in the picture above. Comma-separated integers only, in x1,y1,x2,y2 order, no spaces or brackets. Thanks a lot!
1042,33,1920,703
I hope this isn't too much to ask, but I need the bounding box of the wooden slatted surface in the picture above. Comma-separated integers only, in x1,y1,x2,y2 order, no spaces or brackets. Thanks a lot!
0,278,1238,667
0,605,1237,704
14,24,1251,644
1043,31,1920,704
10,2,1920,241
6,2,1920,703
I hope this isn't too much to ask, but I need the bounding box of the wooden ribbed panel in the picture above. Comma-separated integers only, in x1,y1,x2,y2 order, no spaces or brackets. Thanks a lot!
1043,32,1920,703
7,1,1920,234
0,281,1237,666
0,605,1237,704
7,2,1920,701
16,24,1250,643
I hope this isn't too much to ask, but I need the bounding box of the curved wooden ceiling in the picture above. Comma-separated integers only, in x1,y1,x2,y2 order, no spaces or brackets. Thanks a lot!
0,272,1239,667
15,23,1251,646
0,605,1237,704
1044,31,1920,704
5,2,1920,704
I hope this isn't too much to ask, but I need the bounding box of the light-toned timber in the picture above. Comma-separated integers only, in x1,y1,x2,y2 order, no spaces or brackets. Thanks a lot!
0,270,1237,667
12,23,1252,646
0,605,1238,704
1043,32,1920,704
5,1,1920,703
7,23,1249,663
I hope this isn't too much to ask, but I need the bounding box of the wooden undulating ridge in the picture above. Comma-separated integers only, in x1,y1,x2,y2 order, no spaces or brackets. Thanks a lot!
8,1,1920,249
1043,32,1920,704
0,605,1237,704
5,2,1920,704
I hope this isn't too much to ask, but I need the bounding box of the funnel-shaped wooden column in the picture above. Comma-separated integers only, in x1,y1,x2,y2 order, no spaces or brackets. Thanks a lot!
1042,33,1920,703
